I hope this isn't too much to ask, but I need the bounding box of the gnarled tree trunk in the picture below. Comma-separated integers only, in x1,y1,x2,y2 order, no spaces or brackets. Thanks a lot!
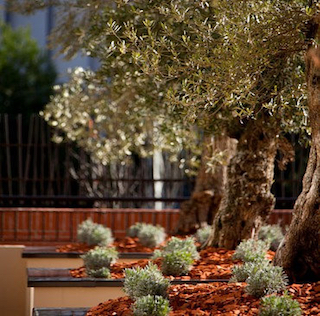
176,134,237,233
205,115,279,249
274,47,320,282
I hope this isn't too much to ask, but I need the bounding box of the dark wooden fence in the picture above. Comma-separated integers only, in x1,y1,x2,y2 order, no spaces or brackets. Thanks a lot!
273,134,309,208
0,114,310,210
0,114,194,208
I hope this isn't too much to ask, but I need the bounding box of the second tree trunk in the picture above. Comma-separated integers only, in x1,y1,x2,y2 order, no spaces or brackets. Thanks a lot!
177,134,236,233
205,115,279,249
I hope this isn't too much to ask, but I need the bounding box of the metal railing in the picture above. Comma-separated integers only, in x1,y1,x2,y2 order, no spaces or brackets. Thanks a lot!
0,114,195,208
0,114,310,209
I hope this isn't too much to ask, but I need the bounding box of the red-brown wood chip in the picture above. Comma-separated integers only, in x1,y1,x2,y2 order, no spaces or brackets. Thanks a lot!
57,243,94,253
70,247,275,280
113,237,159,253
70,259,151,279
86,296,133,316
86,281,320,315
70,248,241,279
57,237,165,253
79,244,317,315
57,235,197,254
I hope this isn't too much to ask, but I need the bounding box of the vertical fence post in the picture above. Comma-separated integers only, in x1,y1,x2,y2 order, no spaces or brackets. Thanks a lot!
24,115,34,196
17,114,23,196
40,118,45,196
32,117,39,196
0,115,3,196
64,143,71,195
47,121,54,195
4,114,13,196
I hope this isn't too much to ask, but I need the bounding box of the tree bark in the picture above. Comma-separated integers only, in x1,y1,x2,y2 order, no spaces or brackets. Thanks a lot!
205,114,279,249
176,134,237,233
274,47,320,282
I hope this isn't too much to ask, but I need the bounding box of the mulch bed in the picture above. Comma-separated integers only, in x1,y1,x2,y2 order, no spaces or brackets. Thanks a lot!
56,237,319,315
56,236,169,253
86,281,320,315
70,247,241,280
65,241,319,315
70,247,274,280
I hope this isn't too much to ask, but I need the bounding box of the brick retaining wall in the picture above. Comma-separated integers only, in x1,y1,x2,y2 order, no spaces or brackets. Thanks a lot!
0,208,292,245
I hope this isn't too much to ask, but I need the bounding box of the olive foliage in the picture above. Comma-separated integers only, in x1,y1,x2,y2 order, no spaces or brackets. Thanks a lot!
44,67,198,165
10,0,317,159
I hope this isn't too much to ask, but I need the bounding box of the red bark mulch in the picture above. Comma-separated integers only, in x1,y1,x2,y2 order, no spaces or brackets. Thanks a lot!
70,247,241,280
57,238,319,315
56,236,168,253
86,281,320,315
57,243,93,253
70,247,274,280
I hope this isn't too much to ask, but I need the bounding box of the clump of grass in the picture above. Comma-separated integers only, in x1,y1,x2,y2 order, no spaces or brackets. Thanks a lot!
152,237,199,276
245,264,288,298
127,222,145,238
86,267,111,278
124,263,170,300
81,246,118,278
77,218,113,246
195,225,211,246
157,237,199,260
230,238,288,298
132,295,171,316
233,239,270,263
258,224,284,251
137,224,166,248
230,260,270,282
161,250,194,276
259,292,302,316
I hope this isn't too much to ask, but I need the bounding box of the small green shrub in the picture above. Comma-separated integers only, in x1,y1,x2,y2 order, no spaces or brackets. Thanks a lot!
127,222,145,238
77,218,113,246
86,267,111,278
137,224,166,248
259,292,302,316
152,237,199,276
160,237,199,260
132,295,171,316
230,260,270,282
81,246,118,278
161,250,194,276
195,225,211,246
246,264,288,297
233,239,270,263
258,224,284,251
124,263,170,300
152,249,163,259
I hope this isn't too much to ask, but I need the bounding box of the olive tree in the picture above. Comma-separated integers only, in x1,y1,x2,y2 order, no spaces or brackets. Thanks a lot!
56,0,308,248
12,0,237,232
12,0,320,281
274,11,320,282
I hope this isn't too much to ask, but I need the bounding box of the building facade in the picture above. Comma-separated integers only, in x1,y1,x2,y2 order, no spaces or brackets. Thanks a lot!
0,0,98,82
